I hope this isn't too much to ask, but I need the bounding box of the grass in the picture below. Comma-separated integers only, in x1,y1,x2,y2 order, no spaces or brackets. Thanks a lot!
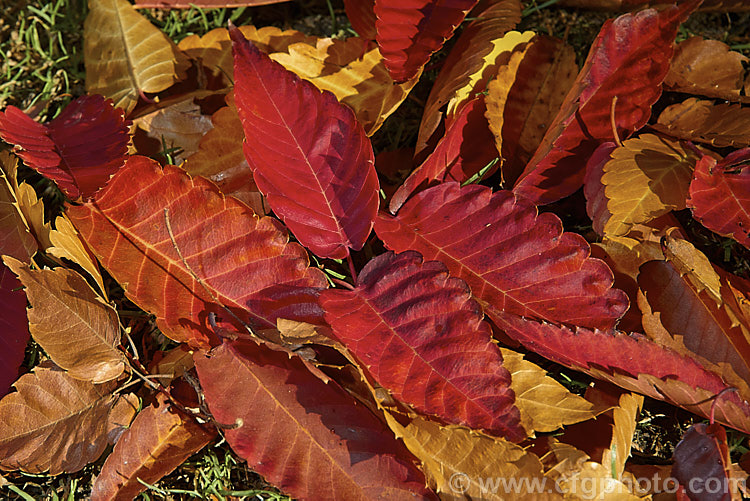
2,0,749,499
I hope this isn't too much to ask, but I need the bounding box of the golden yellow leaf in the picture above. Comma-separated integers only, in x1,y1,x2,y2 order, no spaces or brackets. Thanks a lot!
84,0,189,114
601,393,643,480
485,35,577,187
178,25,315,85
384,413,559,500
446,30,535,117
501,348,595,436
0,152,37,261
46,214,107,298
661,230,722,303
602,133,698,237
270,38,420,135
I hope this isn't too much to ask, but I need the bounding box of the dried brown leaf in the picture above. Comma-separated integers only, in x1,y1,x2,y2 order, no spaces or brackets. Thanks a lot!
655,98,750,148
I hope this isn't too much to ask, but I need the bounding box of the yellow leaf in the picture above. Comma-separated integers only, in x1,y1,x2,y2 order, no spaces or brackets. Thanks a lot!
486,35,577,187
601,393,643,480
602,133,698,237
384,413,560,500
270,38,419,135
0,152,37,261
661,230,722,303
446,30,535,117
47,214,107,298
502,348,595,435
84,0,189,114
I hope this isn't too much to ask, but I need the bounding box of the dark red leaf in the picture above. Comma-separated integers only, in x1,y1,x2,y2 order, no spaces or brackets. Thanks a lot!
67,156,327,348
375,0,480,82
195,339,437,500
230,26,379,259
320,251,524,441
390,96,498,213
584,142,618,236
673,423,732,501
344,0,377,40
512,0,700,205
492,312,750,435
688,149,750,249
376,182,628,330
0,266,29,398
0,95,130,199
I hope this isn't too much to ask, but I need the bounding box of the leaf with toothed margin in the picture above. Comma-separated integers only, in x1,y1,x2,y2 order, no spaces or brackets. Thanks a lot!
376,182,629,331
321,250,525,441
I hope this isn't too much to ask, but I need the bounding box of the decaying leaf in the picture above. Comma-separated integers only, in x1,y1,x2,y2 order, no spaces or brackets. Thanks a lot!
67,156,327,347
4,257,125,384
231,26,379,260
91,395,215,501
672,423,736,501
84,0,189,114
195,339,437,500
0,367,136,474
321,251,524,441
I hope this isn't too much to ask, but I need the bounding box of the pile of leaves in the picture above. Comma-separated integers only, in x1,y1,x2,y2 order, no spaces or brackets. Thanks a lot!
2,0,750,499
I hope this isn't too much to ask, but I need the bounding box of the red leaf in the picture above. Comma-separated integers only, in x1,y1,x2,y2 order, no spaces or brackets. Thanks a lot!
583,142,618,236
230,26,379,260
492,312,750,435
67,155,327,347
195,339,437,500
673,423,732,501
375,0,480,82
344,0,377,40
0,266,29,398
688,149,750,249
320,251,524,441
512,1,700,205
375,182,628,330
91,396,215,501
390,96,498,213
0,95,130,199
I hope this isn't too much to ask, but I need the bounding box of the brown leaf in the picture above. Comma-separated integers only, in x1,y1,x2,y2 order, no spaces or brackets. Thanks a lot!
485,35,577,187
0,367,136,474
91,396,215,501
0,152,36,261
84,0,189,114
4,257,125,383
655,98,750,148
665,37,749,102
501,348,595,435
182,93,266,215
131,98,213,163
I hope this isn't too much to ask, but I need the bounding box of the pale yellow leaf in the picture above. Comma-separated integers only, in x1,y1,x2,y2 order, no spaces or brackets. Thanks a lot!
601,393,643,480
602,133,698,237
84,0,189,114
501,348,595,436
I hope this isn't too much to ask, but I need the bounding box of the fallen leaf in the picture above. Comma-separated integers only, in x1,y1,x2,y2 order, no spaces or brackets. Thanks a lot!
0,367,135,474
84,0,189,114
231,26,379,259
513,1,700,205
321,251,524,441
374,0,480,82
655,98,750,148
135,0,290,6
376,182,628,330
91,395,215,501
5,257,125,384
344,0,376,40
0,266,29,399
501,348,595,435
194,338,437,500
0,152,37,260
67,156,327,348
672,423,735,501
